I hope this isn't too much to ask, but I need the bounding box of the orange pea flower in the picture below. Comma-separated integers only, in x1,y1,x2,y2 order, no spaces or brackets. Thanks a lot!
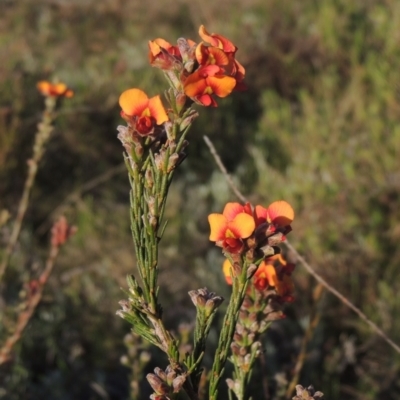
255,200,294,227
197,26,246,91
253,258,294,298
184,65,236,107
199,25,236,53
148,38,181,69
119,88,168,135
208,202,255,254
195,43,229,67
37,81,74,98
254,261,278,291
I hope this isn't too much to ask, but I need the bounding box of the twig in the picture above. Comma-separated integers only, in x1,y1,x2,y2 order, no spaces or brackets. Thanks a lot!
203,136,246,203
0,216,74,365
0,97,56,283
0,240,60,364
203,134,400,356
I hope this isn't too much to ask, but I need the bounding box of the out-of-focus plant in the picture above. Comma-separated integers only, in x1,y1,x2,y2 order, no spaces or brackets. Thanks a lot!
116,26,322,400
0,82,75,366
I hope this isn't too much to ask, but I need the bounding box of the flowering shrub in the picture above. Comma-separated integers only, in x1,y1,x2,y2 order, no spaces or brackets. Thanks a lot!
115,26,323,400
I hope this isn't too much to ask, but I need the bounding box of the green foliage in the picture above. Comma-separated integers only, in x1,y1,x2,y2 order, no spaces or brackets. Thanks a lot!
1,0,400,399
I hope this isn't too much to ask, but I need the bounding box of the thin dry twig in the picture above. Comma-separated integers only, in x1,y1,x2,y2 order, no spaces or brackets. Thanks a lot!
0,98,56,283
0,241,59,364
0,216,74,365
203,134,400,356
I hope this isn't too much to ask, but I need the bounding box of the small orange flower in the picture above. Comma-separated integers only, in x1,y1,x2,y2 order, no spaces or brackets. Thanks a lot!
148,38,182,69
197,26,246,91
254,261,279,291
37,81,74,98
119,88,168,135
253,259,294,297
184,65,236,107
255,200,294,227
199,25,236,53
208,202,255,254
195,43,229,67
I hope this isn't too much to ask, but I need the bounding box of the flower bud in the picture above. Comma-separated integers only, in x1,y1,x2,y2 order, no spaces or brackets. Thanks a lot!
147,196,156,216
145,169,154,188
239,346,247,356
118,300,131,312
167,153,180,172
231,342,241,356
175,93,187,114
249,321,260,333
172,375,186,392
154,367,167,381
146,374,169,395
180,110,199,130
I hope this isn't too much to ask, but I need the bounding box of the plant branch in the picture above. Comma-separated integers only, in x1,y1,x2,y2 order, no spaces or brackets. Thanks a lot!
203,134,400,356
0,236,60,364
0,97,56,283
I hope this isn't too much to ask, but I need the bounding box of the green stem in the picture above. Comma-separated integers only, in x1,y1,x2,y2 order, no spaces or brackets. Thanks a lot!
209,267,250,400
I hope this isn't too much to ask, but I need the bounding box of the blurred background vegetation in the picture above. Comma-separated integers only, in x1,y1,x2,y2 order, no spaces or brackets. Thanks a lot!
1,0,400,399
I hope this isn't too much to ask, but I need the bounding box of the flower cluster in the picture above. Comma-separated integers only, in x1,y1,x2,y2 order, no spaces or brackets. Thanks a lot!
118,25,245,142
210,201,297,399
224,253,295,302
208,200,294,260
37,81,74,98
149,25,245,107
146,366,187,400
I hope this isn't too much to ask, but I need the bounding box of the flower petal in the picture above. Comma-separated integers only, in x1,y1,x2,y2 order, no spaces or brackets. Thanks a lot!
196,43,229,66
148,95,169,124
266,200,294,226
119,88,149,117
207,75,236,98
198,25,236,53
223,202,245,221
149,38,171,56
208,213,227,241
229,213,255,238
184,72,208,97
255,261,278,286
222,259,233,285
254,205,268,225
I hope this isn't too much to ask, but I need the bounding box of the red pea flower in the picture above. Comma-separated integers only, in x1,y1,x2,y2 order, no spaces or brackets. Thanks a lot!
184,65,236,107
208,202,255,254
119,88,168,135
